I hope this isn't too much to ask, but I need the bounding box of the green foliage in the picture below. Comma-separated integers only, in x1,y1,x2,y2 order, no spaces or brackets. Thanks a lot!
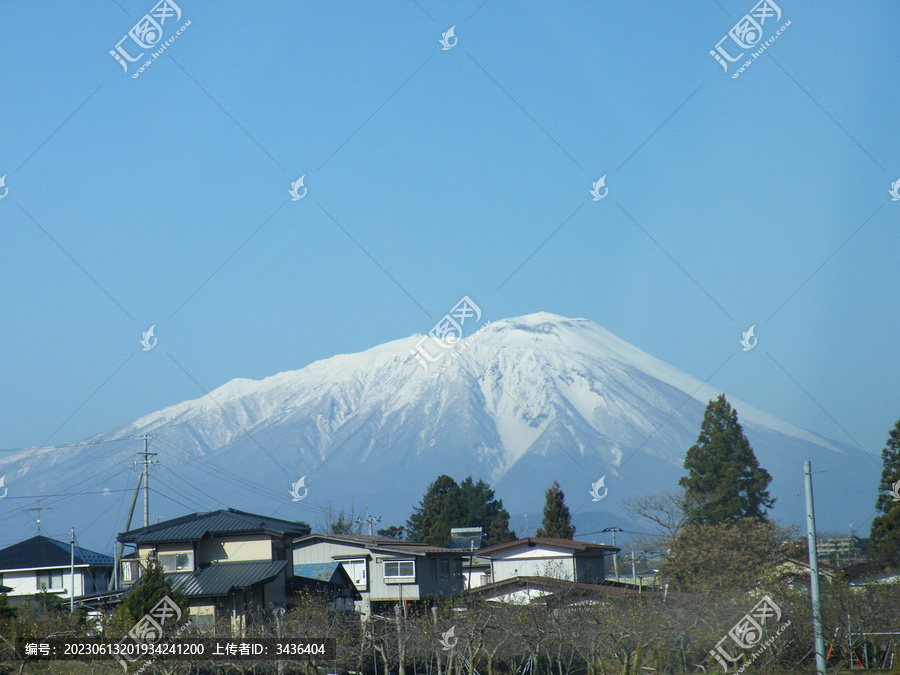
112,559,186,631
869,416,900,566
0,593,16,621
405,475,515,546
459,476,517,546
376,525,405,539
535,480,575,539
329,510,360,534
679,395,775,525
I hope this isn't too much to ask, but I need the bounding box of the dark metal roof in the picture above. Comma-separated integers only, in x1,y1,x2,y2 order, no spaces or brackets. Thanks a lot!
167,560,287,597
119,509,310,544
466,575,646,599
477,537,619,556
294,534,467,556
0,536,113,570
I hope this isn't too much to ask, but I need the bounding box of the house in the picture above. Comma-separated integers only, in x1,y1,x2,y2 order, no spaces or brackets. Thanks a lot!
292,533,469,618
772,558,840,591
293,562,360,611
466,574,644,605
476,537,619,585
118,508,310,633
0,535,113,606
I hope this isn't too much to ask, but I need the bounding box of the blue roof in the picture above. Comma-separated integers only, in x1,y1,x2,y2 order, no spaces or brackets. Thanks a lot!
294,562,342,582
0,536,113,570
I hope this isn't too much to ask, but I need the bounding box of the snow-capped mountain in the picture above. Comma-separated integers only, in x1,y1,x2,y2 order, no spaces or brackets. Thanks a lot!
0,313,877,551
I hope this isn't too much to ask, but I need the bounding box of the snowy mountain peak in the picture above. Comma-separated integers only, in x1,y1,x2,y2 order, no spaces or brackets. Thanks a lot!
2,313,875,546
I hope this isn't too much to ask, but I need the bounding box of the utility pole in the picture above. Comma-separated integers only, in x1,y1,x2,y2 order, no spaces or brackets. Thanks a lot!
804,461,827,675
70,528,75,613
631,550,636,585
133,435,157,528
356,504,381,536
602,527,622,582
109,474,143,591
274,607,285,675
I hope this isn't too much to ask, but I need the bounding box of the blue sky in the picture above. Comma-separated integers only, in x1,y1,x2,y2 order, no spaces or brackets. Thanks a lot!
1,1,898,534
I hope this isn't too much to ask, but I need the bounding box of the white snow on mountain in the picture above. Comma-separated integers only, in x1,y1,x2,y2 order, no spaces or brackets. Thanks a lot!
0,313,877,551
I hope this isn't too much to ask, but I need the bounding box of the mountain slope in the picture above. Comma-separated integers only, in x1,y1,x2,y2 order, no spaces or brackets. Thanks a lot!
0,313,877,551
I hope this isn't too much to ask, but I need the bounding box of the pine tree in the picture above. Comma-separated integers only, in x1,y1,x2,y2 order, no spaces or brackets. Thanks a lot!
869,417,900,565
679,395,775,525
405,475,515,546
536,481,575,539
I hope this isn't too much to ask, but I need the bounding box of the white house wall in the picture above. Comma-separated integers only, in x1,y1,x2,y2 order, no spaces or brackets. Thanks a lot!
1,566,93,599
489,544,579,582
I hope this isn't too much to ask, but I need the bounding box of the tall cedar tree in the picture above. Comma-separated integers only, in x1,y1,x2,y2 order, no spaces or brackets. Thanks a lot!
869,417,900,565
679,395,774,525
405,475,515,547
536,481,575,539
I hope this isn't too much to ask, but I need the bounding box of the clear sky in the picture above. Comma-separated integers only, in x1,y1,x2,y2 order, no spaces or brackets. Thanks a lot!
1,1,898,533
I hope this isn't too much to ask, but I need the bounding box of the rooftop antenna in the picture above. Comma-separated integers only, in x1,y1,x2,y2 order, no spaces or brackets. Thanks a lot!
26,499,52,535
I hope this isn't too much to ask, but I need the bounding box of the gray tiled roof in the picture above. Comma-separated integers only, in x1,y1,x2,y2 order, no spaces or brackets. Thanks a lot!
167,560,287,597
119,509,310,544
0,536,113,570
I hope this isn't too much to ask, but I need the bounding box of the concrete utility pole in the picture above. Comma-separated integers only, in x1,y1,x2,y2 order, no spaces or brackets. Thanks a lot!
357,504,381,536
133,435,157,528
602,527,622,582
804,461,827,675
109,474,143,591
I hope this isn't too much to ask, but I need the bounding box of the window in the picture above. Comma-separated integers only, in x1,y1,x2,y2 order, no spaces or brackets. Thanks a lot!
340,559,367,590
158,552,193,572
121,559,143,583
37,571,64,590
384,560,415,581
430,559,437,581
440,559,449,580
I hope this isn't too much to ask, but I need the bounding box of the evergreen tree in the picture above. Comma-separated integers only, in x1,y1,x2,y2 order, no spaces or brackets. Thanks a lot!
459,476,516,546
679,395,774,525
406,475,465,546
536,481,575,539
405,475,516,546
376,525,405,539
113,559,186,629
869,417,900,566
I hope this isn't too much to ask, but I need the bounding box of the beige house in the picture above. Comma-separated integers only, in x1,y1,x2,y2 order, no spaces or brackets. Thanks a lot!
292,534,468,618
118,509,310,633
